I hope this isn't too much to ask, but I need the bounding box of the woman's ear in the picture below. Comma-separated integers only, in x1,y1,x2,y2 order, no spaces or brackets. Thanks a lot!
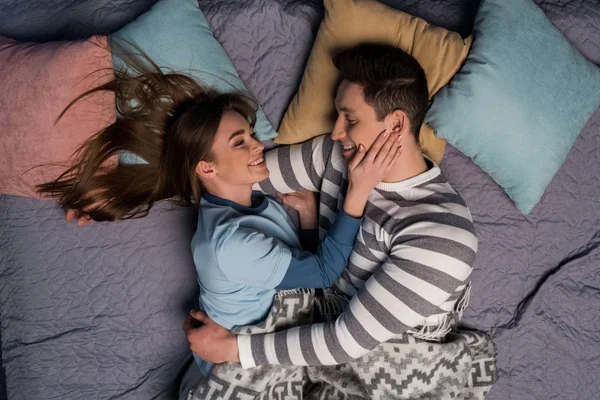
195,160,216,179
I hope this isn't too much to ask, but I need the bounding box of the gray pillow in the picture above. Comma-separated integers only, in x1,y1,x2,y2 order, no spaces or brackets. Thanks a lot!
0,0,158,42
379,0,482,36
534,0,600,65
199,0,324,129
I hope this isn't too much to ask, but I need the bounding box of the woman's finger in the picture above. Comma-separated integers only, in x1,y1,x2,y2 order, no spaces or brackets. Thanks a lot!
348,144,366,171
281,193,300,206
381,135,403,167
387,144,404,171
77,214,92,226
66,209,76,223
364,130,389,164
374,133,399,165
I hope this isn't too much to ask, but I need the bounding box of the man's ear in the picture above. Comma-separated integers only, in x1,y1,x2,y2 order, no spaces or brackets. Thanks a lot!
196,160,217,180
386,110,409,134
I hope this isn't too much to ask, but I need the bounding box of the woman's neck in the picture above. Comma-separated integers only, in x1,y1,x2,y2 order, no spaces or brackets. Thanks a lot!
203,182,254,207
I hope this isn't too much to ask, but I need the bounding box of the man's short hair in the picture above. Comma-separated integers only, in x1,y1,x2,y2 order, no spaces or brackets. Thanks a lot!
333,44,429,140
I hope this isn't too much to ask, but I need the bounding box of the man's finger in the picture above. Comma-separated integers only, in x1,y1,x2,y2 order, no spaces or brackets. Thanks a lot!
190,309,209,323
183,315,195,334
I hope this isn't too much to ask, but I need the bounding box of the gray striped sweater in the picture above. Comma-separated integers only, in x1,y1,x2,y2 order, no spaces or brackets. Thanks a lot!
239,135,477,367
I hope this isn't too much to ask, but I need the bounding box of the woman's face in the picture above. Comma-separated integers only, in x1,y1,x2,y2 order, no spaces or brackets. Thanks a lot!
201,111,269,187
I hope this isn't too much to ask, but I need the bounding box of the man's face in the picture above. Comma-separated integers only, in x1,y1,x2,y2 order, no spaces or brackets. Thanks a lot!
332,80,387,162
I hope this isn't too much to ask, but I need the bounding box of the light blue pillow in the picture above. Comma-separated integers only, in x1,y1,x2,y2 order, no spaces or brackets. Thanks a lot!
110,0,277,164
425,0,600,213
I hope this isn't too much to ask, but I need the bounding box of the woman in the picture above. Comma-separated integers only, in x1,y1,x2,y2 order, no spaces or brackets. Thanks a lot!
38,52,402,375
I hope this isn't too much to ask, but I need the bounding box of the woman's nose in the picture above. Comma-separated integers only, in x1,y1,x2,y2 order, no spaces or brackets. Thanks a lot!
252,137,264,153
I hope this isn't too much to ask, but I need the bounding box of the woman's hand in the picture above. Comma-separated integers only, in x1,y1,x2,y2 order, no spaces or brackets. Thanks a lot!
66,209,94,226
65,190,109,225
278,191,318,230
344,130,402,217
183,310,239,364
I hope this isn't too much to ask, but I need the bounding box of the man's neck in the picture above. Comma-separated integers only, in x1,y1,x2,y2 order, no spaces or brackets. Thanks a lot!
382,137,428,183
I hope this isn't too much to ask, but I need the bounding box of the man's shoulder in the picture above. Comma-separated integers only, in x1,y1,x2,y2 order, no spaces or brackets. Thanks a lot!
372,167,467,209
371,169,475,234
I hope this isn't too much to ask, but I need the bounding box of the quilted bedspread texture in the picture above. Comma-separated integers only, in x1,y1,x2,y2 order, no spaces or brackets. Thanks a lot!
0,0,599,400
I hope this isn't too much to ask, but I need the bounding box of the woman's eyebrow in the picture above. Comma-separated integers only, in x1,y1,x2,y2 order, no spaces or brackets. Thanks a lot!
228,129,245,141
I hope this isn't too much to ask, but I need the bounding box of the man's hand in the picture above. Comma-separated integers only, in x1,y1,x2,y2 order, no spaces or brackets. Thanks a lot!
183,310,240,364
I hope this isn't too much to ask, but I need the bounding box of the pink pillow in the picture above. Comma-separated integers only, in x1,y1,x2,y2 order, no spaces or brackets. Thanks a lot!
0,36,116,198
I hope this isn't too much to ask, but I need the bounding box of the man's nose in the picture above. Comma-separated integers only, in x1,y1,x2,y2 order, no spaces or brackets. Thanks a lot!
331,119,346,141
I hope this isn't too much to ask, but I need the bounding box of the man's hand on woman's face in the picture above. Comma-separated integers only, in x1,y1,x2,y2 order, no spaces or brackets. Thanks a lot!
183,310,240,364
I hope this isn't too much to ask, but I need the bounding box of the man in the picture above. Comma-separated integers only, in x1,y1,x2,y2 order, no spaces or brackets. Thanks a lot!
184,43,481,371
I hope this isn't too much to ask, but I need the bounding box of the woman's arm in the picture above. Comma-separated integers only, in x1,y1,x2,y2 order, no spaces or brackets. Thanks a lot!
277,191,319,252
216,207,362,290
218,131,403,291
274,207,361,289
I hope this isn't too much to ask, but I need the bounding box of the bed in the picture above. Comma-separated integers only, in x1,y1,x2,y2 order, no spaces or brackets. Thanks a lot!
0,0,599,399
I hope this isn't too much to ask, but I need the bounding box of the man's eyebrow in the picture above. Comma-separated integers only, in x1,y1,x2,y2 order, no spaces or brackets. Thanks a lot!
228,129,245,141
339,107,355,114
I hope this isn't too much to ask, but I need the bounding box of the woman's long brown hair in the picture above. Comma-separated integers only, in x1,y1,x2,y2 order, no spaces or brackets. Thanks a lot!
37,42,258,221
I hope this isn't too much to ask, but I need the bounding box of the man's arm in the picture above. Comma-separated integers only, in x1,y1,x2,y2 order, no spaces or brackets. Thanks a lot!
237,227,477,367
254,135,337,196
185,217,477,366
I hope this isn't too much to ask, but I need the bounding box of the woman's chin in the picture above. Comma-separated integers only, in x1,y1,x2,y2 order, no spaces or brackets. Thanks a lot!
250,165,270,182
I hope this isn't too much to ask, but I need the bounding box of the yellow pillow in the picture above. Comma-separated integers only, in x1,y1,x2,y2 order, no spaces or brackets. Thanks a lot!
275,0,472,163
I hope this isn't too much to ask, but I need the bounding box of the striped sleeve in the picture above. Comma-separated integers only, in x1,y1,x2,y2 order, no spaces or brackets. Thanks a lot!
237,212,478,367
254,135,335,196
237,260,426,367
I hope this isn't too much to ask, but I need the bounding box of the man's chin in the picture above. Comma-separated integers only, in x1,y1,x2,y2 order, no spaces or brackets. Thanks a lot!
342,149,357,163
